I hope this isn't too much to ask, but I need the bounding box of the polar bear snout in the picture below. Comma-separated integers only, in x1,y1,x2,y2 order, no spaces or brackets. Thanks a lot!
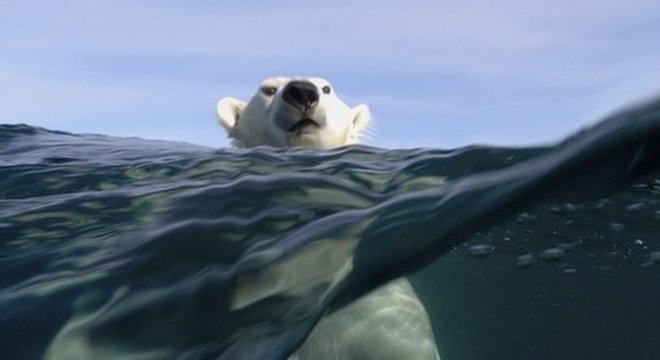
216,77,372,148
282,80,320,111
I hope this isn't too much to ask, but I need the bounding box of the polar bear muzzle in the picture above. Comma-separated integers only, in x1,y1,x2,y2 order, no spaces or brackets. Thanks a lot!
216,77,371,148
279,81,324,134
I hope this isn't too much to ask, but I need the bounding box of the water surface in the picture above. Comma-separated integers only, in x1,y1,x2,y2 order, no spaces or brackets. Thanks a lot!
1,97,659,359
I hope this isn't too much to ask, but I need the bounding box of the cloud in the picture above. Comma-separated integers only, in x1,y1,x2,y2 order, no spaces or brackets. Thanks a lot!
1,0,659,148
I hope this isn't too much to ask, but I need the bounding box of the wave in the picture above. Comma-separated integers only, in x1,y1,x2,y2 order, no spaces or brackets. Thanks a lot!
0,96,659,359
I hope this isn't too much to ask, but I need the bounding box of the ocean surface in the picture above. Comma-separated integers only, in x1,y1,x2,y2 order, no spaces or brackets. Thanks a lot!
1,97,660,360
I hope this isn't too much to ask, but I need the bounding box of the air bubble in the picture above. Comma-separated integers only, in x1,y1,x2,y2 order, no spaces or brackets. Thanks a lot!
625,203,647,212
469,244,494,257
550,203,578,215
541,247,565,262
649,251,660,264
549,206,563,215
515,254,536,269
595,199,610,209
558,240,582,251
609,223,625,231
516,212,535,223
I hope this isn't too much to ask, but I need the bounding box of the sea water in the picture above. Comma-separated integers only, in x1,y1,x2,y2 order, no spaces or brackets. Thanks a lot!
1,97,659,359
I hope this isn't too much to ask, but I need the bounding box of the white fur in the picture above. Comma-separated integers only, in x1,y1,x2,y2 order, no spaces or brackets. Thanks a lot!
217,77,439,360
289,278,440,360
217,77,371,148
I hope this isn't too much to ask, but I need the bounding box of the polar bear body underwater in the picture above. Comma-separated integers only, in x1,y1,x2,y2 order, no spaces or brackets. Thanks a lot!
217,77,440,360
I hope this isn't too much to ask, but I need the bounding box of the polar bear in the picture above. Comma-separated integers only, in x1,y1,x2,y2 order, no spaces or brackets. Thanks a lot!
216,77,371,148
216,77,440,360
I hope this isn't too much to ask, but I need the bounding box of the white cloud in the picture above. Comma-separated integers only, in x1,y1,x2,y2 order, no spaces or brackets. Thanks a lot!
1,0,659,147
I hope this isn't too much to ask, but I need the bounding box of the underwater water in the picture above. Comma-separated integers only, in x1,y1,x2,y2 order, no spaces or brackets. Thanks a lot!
1,97,659,360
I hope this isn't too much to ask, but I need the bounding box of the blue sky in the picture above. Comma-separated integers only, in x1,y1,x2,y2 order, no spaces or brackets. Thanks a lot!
2,0,660,148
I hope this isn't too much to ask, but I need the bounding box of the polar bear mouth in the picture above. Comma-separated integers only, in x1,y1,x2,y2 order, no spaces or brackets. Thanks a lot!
288,118,320,133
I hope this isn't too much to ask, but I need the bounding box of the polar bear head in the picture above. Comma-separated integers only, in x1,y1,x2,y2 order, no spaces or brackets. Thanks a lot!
216,77,371,148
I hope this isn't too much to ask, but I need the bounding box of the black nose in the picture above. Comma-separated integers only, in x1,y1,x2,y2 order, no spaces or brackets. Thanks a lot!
282,81,319,110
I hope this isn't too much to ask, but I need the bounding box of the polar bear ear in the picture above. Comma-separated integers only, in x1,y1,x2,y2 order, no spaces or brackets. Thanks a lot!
216,97,247,131
351,104,371,136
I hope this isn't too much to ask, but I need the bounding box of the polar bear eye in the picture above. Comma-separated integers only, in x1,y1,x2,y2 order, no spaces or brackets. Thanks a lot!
261,86,278,96
322,85,332,94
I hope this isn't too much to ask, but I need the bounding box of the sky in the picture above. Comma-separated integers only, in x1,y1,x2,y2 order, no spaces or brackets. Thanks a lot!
1,0,660,149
